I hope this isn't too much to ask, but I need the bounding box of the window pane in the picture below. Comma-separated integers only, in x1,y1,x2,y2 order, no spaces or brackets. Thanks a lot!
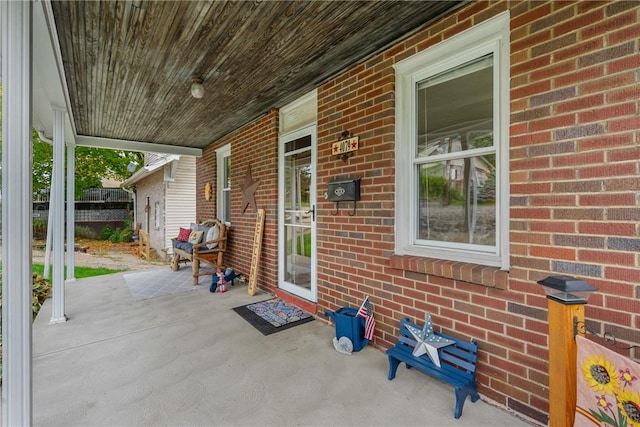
283,147,312,288
284,225,311,287
285,135,311,154
224,156,231,189
284,151,311,210
223,190,231,223
417,154,496,246
216,145,232,224
417,55,493,157
154,201,160,229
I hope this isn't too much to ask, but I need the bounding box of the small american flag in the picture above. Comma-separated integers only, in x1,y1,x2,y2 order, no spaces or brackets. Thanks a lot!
356,296,375,341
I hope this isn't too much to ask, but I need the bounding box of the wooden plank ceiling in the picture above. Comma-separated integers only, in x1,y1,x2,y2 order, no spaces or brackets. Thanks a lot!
52,0,461,149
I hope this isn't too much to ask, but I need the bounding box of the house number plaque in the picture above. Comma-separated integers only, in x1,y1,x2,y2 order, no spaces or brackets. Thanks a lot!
332,136,359,157
332,130,359,161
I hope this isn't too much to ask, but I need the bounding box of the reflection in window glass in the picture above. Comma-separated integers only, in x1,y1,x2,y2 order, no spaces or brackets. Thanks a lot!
417,55,493,158
222,155,231,223
283,144,312,289
216,144,232,224
415,54,496,248
417,153,496,246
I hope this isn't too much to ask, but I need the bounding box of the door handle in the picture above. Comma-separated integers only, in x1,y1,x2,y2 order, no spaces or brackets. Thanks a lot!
305,205,315,221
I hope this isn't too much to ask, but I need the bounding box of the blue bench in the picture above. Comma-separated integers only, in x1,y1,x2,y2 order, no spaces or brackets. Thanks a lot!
386,318,480,419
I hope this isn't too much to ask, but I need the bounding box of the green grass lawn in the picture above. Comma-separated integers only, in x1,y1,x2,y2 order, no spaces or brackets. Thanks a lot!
1,263,126,278
30,263,127,278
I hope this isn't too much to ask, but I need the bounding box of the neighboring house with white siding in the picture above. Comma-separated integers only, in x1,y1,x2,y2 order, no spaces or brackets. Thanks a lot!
121,153,196,259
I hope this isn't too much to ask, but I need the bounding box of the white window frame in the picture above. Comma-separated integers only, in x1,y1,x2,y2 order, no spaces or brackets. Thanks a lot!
216,144,231,225
394,12,510,270
154,201,160,230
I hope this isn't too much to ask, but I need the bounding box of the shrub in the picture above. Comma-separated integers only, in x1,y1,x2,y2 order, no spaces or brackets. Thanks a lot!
100,225,114,240
75,225,96,239
101,224,134,242
0,271,52,383
108,230,120,242
119,225,133,242
33,219,48,239
105,226,133,243
31,273,52,318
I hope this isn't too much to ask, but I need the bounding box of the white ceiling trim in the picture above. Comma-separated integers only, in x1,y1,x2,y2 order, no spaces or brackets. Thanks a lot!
76,135,202,157
33,0,76,145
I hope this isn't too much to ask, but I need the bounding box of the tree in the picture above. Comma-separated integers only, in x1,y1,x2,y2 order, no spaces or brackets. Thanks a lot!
72,147,143,198
33,145,144,198
33,131,53,200
1,82,144,199
31,141,145,200
32,143,143,199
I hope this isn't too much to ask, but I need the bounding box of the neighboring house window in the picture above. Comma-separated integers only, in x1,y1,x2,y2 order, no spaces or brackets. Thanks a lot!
216,144,231,224
154,201,160,230
394,12,509,269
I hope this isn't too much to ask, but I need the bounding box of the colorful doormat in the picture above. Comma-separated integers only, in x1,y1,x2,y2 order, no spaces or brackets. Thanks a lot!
232,298,314,335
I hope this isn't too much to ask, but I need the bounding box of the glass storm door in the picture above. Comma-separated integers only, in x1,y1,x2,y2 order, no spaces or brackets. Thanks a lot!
278,125,317,302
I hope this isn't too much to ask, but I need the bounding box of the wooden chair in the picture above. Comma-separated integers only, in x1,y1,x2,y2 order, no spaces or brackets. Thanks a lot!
170,219,228,285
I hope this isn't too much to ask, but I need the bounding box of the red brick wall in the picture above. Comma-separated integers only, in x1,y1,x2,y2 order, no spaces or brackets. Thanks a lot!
198,1,640,424
197,110,279,294
509,3,640,420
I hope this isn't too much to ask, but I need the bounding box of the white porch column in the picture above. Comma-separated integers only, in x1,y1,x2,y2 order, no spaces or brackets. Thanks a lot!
50,107,67,323
66,141,76,281
1,1,34,425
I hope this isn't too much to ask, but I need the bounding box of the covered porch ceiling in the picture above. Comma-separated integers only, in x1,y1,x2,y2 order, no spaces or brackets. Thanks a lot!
34,0,462,155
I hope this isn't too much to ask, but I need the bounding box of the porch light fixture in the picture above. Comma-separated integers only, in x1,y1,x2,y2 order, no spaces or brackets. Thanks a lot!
190,77,204,99
537,275,598,304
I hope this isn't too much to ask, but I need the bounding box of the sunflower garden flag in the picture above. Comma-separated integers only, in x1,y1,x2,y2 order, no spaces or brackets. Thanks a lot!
575,334,640,427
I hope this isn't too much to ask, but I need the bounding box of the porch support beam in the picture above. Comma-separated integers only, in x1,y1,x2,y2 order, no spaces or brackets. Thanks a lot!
50,107,67,323
1,1,34,425
76,135,203,157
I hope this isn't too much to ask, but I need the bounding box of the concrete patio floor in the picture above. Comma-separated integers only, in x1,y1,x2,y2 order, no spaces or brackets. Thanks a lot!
30,268,534,426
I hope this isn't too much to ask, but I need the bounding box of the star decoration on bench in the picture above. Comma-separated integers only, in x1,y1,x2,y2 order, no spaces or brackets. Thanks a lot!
241,165,260,214
405,312,455,368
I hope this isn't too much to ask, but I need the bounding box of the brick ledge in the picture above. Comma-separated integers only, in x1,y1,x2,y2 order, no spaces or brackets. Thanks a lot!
389,255,508,289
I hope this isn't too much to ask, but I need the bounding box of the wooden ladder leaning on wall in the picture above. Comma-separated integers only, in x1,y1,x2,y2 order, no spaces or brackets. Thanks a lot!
138,229,151,260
